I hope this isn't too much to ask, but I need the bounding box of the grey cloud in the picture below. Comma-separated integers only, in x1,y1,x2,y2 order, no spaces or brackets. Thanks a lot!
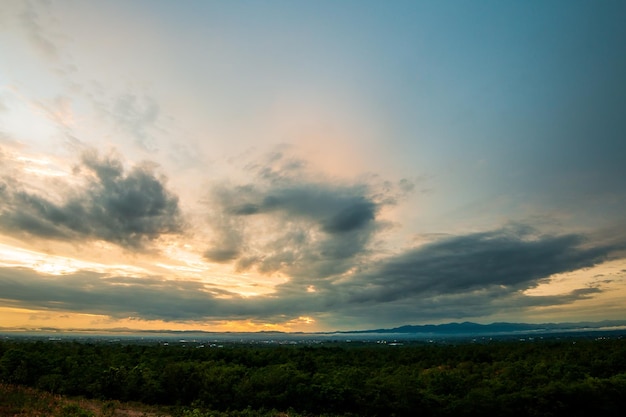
0,190,77,240
0,267,214,320
0,227,620,327
0,151,183,249
322,199,376,233
204,152,429,282
207,174,385,279
204,248,240,263
225,183,375,223
318,286,605,330
264,227,621,328
342,228,619,305
230,203,260,215
0,266,314,322
203,209,246,264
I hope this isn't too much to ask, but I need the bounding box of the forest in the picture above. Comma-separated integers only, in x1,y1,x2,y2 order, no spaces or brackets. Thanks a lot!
1,336,626,416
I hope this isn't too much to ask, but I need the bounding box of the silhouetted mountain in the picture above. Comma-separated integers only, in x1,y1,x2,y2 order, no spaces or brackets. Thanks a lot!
3,320,626,340
339,320,626,336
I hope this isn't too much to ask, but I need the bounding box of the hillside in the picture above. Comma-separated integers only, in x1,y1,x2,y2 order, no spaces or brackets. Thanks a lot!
0,383,170,417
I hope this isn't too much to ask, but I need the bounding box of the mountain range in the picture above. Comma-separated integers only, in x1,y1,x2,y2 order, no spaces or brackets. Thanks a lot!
3,320,626,339
336,320,626,336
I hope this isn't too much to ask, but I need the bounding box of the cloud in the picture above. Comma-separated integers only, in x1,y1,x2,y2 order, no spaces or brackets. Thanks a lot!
0,226,622,328
316,286,606,330
225,184,378,234
204,151,395,280
204,248,240,263
91,93,161,152
0,267,215,320
0,266,307,322
322,199,376,233
2,143,623,328
342,227,619,305
266,227,624,327
110,94,160,152
18,1,60,60
34,95,75,129
0,150,183,250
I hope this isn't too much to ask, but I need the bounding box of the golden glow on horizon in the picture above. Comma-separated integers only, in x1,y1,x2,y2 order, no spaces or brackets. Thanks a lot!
0,307,320,333
518,259,626,323
524,259,626,297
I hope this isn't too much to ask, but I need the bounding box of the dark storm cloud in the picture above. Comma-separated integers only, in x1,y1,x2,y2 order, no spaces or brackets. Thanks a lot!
343,228,620,305
0,151,183,249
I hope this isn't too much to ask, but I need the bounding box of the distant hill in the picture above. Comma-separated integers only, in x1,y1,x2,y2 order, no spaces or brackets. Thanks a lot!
337,320,626,336
2,319,626,339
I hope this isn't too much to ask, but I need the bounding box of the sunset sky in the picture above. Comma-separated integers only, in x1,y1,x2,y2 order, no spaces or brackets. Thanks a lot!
1,0,626,333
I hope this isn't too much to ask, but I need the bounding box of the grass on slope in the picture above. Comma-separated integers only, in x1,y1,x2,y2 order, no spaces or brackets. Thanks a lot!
0,383,169,417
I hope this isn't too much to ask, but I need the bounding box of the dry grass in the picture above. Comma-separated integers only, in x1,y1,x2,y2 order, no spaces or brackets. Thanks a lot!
0,384,170,417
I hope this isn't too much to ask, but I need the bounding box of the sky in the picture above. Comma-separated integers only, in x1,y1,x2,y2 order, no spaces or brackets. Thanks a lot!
1,0,626,333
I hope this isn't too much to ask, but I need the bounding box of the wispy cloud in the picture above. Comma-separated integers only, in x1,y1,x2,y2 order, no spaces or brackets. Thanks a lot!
18,1,60,60
103,93,161,152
